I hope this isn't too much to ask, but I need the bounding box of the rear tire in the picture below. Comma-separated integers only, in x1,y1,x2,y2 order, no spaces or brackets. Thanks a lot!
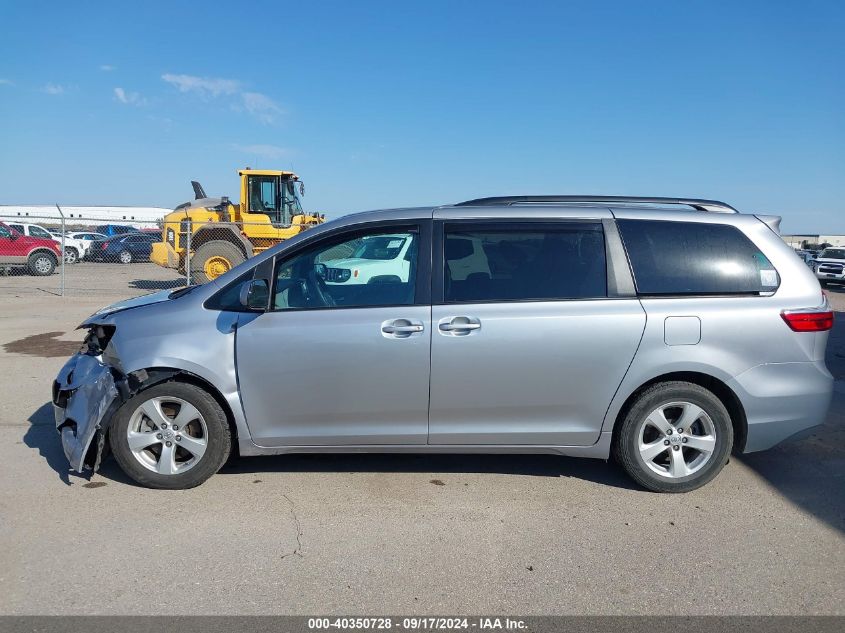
118,250,133,264
613,381,733,493
28,251,56,276
191,240,246,284
109,382,231,489
63,247,79,264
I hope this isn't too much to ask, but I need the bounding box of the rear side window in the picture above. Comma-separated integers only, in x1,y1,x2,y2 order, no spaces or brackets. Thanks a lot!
617,219,779,295
443,223,607,303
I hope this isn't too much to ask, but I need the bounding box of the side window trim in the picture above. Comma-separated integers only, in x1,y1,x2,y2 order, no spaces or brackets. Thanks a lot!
602,219,636,298
433,219,609,305
268,219,432,311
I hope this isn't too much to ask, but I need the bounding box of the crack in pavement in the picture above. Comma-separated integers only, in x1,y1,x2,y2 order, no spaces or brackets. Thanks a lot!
280,493,304,560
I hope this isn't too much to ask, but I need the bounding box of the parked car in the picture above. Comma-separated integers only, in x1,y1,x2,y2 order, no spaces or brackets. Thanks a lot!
0,221,62,275
53,196,833,492
65,232,108,260
811,247,845,287
87,232,159,263
94,224,140,237
6,222,87,264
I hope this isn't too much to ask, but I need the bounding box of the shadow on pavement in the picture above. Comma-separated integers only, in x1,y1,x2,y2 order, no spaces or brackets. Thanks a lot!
23,402,71,485
217,451,641,490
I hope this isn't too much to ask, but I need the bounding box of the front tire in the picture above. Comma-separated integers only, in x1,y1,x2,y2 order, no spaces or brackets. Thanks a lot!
613,381,733,493
64,247,79,264
28,251,56,276
109,382,231,489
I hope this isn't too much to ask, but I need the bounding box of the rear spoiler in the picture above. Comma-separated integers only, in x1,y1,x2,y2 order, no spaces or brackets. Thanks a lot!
756,214,782,234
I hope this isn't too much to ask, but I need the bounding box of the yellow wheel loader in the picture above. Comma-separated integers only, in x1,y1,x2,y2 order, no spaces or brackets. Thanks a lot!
151,169,324,284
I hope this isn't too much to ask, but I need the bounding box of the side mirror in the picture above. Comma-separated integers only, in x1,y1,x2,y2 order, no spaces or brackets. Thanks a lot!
8,232,18,240
314,263,327,280
239,279,270,310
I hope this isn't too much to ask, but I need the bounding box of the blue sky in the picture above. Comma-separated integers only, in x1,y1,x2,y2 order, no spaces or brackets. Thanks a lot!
0,0,843,233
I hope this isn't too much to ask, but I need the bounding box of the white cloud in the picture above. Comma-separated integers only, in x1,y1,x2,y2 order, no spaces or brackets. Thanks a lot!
161,73,240,97
241,92,283,124
0,79,13,86
114,87,145,106
43,83,65,95
161,72,283,124
232,144,289,159
100,64,116,71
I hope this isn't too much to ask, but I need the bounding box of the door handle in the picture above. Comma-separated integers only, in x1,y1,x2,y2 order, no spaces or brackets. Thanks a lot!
382,324,424,334
381,319,424,338
439,322,480,332
438,316,481,335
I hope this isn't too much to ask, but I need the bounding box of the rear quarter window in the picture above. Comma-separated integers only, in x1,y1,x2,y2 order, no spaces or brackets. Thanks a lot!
617,219,779,295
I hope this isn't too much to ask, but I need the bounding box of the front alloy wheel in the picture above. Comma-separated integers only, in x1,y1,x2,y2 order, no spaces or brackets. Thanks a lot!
109,382,231,489
126,397,209,475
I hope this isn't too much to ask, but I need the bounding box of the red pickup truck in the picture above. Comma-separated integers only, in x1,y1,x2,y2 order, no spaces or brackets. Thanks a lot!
0,221,63,275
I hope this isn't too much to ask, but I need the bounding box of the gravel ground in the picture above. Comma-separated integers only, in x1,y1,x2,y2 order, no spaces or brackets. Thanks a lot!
0,282,843,615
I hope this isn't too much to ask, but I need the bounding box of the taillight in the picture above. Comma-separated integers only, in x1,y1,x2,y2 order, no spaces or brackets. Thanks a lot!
781,310,834,332
101,242,108,250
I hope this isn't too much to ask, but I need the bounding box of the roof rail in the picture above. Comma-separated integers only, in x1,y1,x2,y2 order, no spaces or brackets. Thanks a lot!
454,196,739,214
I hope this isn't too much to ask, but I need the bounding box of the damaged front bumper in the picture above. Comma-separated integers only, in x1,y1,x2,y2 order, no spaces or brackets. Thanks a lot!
53,353,122,473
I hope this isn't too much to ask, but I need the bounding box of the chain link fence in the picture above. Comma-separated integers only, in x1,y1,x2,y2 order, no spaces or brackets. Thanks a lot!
0,209,325,299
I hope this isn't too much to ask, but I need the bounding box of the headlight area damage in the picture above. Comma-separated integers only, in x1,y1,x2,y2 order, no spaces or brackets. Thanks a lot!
52,325,140,474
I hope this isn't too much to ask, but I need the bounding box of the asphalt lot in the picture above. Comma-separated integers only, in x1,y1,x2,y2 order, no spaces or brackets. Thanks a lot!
0,275,843,615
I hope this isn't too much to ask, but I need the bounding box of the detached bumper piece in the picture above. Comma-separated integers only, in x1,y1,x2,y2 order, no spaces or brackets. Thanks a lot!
53,354,119,473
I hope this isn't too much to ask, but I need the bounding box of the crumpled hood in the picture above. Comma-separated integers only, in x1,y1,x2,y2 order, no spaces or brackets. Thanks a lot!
80,289,178,326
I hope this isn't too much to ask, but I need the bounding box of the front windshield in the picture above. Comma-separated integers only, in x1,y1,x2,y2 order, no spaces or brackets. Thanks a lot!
353,236,407,260
820,248,845,260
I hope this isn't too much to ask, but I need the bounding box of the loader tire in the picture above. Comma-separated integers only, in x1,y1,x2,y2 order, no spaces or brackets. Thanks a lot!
191,240,246,284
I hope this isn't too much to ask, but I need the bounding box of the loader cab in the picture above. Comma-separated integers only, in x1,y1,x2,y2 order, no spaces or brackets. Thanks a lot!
240,169,304,228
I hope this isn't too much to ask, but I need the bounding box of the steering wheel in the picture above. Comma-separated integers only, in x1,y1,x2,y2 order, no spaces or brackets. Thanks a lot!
305,268,336,307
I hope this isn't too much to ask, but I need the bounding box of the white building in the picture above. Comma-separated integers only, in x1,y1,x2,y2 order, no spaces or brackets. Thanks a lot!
0,205,171,229
782,234,845,249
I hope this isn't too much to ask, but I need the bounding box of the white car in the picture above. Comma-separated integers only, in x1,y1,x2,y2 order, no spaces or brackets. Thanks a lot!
812,247,845,287
322,233,416,284
66,232,108,260
6,222,88,264
322,234,491,285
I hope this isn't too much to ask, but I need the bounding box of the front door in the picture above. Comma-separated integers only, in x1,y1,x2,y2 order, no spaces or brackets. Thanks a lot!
0,224,28,263
235,221,432,446
428,219,646,446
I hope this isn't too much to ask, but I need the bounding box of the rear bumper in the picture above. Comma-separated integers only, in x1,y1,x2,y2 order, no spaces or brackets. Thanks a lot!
729,360,833,452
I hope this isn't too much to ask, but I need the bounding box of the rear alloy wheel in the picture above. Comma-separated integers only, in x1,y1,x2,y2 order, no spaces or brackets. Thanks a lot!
28,252,56,276
118,250,133,264
63,247,79,264
613,381,733,493
191,240,246,284
109,382,231,489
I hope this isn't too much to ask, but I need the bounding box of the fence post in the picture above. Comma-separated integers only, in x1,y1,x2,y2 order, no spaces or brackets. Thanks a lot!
185,222,191,285
55,204,65,297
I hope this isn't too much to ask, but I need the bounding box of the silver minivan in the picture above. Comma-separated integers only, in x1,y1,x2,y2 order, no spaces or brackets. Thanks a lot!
53,196,834,492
